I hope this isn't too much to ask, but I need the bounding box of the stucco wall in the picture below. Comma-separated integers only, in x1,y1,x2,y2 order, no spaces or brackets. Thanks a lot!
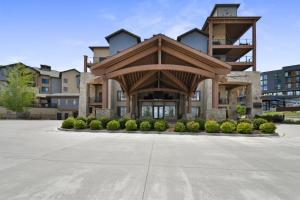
61,70,80,93
51,77,61,93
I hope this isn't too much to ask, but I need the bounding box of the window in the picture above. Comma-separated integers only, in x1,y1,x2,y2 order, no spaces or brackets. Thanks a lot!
141,106,152,117
117,90,126,101
42,79,49,84
117,106,127,117
41,87,49,93
287,83,292,89
191,107,200,118
73,99,77,105
64,78,68,83
63,87,68,92
260,74,268,91
164,106,176,118
287,91,293,96
191,91,201,101
296,91,300,96
57,99,61,105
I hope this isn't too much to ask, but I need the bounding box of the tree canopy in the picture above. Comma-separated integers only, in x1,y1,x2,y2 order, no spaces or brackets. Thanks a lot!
0,64,36,112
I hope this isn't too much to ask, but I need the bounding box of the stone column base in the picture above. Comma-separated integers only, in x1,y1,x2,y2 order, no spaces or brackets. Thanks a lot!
205,108,226,121
95,108,114,118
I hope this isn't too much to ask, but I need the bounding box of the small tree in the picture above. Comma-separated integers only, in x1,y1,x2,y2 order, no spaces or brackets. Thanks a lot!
236,104,246,118
0,64,35,112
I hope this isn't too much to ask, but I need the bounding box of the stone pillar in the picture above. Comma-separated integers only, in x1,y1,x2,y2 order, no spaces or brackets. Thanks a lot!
212,79,219,109
125,93,130,114
102,78,108,108
252,22,256,71
187,95,192,113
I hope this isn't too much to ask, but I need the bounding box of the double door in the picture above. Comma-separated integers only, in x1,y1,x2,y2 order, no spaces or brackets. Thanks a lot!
153,106,164,119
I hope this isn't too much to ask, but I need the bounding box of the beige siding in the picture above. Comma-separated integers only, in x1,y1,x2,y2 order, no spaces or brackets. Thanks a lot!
61,70,80,93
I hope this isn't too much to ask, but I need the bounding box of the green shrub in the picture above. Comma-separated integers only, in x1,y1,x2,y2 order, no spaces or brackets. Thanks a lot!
61,117,75,129
236,104,246,116
205,120,220,133
238,118,252,124
136,119,142,129
140,121,152,131
237,122,252,134
77,116,87,123
186,121,200,132
89,120,102,130
125,120,137,131
177,119,188,126
99,116,110,129
86,115,96,126
259,122,276,134
255,114,284,123
283,119,300,124
253,118,268,130
106,120,120,130
194,119,205,130
154,120,167,132
221,119,237,126
220,121,236,133
74,120,87,129
174,122,186,132
119,118,129,129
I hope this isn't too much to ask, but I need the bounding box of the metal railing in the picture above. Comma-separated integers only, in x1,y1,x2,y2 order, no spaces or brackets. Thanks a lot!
214,55,253,63
87,57,108,65
212,38,252,46
33,103,58,108
89,97,102,103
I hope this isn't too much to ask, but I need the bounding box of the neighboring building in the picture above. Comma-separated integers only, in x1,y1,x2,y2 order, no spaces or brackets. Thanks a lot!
0,62,80,119
261,65,300,111
79,3,262,120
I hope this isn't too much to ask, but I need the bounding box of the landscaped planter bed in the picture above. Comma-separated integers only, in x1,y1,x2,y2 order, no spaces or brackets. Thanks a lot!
58,116,278,137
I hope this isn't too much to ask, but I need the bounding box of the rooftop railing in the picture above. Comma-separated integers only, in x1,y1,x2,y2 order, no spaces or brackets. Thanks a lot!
214,55,253,63
212,38,252,46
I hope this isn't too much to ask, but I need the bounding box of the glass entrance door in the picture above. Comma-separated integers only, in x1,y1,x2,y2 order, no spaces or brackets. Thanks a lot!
153,106,164,119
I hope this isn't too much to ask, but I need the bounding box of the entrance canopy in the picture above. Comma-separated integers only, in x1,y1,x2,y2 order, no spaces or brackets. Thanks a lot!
91,34,231,109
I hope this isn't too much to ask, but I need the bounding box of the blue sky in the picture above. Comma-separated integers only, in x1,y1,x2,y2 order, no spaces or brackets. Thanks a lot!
0,0,299,72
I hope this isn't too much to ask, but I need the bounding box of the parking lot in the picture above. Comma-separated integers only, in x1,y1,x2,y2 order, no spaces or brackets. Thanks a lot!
0,120,299,200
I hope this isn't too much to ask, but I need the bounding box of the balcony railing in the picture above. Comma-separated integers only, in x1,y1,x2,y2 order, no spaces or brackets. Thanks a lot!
214,55,253,63
219,98,229,105
87,57,108,66
33,103,58,108
212,38,252,46
89,97,102,104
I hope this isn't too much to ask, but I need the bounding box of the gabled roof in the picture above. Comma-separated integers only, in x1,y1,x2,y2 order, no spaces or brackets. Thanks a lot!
177,28,208,41
34,67,60,78
89,46,109,51
0,62,40,73
105,29,141,43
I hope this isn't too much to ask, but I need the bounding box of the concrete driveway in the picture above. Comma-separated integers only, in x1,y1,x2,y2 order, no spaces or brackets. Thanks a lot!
0,120,299,200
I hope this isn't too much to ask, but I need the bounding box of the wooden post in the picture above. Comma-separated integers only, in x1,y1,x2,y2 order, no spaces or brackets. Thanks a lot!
252,22,256,71
208,22,213,56
102,78,108,108
212,79,219,109
125,92,130,114
158,37,162,64
187,95,192,113
84,55,88,72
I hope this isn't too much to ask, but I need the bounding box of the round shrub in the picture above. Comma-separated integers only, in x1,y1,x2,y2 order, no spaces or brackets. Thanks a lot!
174,122,186,132
77,116,87,123
205,120,220,133
125,120,137,131
140,121,152,131
89,120,102,130
259,122,276,134
99,116,110,129
220,121,236,133
177,119,188,126
237,122,252,134
238,118,252,124
61,117,75,129
154,120,167,132
86,115,96,126
194,119,205,130
253,118,268,130
186,121,200,132
74,120,87,130
119,118,129,129
106,120,120,130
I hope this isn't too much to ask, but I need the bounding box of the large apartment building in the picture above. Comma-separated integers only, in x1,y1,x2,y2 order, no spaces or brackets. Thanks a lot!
261,64,300,111
0,63,80,119
79,4,262,120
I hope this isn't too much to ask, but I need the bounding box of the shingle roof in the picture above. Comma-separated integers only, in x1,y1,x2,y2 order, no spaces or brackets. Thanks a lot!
105,29,141,43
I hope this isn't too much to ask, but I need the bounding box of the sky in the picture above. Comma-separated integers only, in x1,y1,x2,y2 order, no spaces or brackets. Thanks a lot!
0,0,300,72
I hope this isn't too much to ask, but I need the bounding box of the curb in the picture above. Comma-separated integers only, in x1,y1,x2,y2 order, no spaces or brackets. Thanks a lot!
57,128,279,137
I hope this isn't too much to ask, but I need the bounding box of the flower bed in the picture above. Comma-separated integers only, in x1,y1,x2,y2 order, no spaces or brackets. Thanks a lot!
59,116,279,136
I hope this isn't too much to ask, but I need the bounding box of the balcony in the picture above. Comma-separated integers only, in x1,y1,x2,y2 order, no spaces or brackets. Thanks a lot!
212,38,252,46
89,97,102,106
219,98,229,105
86,57,108,67
33,103,58,108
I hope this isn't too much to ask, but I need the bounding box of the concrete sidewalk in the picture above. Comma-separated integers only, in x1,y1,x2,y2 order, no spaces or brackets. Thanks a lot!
0,120,299,200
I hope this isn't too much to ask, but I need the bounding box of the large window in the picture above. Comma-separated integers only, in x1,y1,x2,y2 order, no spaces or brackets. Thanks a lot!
117,106,127,117
117,90,126,101
191,107,200,118
164,106,176,118
260,74,268,91
141,106,152,118
42,78,49,84
191,91,201,101
63,87,68,92
41,87,49,93
63,78,68,83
